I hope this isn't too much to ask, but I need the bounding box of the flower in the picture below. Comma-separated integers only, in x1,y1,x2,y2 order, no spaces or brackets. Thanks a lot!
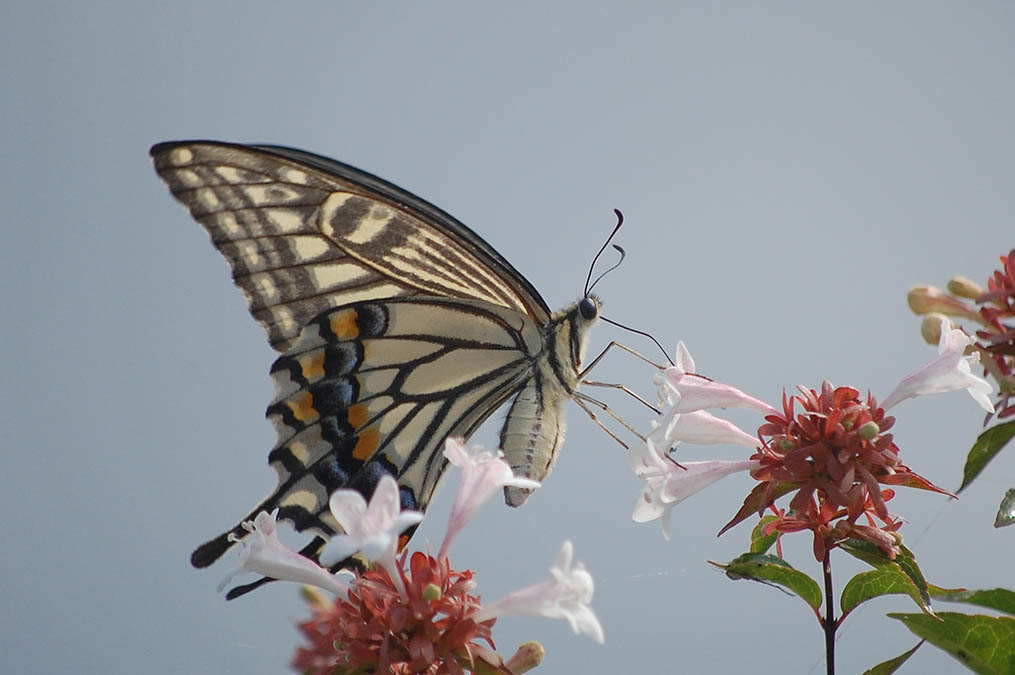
320,474,424,600
319,474,425,568
631,338,967,562
439,437,540,559
656,341,776,415
651,409,760,450
291,552,499,675
907,251,1015,419
291,446,601,672
473,541,604,644
881,318,994,412
630,438,759,539
216,510,348,597
725,382,951,560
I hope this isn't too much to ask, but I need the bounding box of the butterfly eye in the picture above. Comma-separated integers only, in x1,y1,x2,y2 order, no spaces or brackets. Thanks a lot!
579,297,598,320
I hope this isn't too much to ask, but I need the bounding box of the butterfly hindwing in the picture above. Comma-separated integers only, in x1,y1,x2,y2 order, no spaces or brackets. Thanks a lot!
190,296,541,569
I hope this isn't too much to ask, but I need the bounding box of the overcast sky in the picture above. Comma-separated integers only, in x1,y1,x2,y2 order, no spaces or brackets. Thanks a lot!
2,3,1013,673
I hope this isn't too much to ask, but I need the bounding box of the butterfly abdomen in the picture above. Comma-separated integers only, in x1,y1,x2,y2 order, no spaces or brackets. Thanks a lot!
501,370,569,506
500,298,599,506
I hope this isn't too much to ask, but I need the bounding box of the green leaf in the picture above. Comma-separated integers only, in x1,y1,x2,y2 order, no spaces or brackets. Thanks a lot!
841,537,893,567
861,642,924,675
841,568,935,617
750,516,779,554
712,553,823,612
959,421,1015,493
995,489,1015,528
894,544,932,605
930,586,1015,615
840,540,932,609
890,612,1015,674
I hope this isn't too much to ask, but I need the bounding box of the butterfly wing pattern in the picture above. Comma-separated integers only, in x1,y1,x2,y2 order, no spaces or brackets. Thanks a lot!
151,141,600,595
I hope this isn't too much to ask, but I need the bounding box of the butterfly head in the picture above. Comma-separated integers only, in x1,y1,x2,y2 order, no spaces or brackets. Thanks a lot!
545,293,601,390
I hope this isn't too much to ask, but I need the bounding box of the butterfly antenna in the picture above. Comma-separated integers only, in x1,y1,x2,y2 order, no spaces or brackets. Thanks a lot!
587,245,626,295
601,316,674,366
584,209,625,297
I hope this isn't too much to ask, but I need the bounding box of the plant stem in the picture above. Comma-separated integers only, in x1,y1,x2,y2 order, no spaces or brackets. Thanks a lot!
822,550,835,675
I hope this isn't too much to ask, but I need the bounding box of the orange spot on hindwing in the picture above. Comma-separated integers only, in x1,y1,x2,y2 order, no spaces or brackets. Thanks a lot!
286,391,318,423
347,403,369,429
330,309,360,340
297,352,325,380
352,427,380,461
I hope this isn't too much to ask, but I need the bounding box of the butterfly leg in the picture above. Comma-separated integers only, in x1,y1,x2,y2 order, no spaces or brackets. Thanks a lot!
574,391,646,443
572,394,630,450
583,379,659,414
579,340,665,380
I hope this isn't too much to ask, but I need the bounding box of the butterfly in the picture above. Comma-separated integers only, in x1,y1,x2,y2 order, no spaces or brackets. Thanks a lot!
151,141,606,597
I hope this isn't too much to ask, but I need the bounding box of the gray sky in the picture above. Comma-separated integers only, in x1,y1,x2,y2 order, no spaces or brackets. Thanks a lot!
2,3,1013,673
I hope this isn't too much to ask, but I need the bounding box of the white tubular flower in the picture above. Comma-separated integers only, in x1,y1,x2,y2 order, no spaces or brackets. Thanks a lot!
319,475,424,570
439,437,540,559
657,342,776,414
472,541,604,644
630,439,760,540
217,510,348,597
881,319,994,412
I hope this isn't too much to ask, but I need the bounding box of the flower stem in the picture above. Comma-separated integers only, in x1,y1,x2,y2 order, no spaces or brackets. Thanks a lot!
822,550,836,675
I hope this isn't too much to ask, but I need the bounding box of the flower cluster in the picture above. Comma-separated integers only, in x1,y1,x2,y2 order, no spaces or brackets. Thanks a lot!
741,383,946,560
628,322,993,561
218,439,603,674
908,248,1015,420
292,553,494,674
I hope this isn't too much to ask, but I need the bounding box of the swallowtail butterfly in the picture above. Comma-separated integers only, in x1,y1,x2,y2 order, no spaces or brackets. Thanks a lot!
151,141,602,596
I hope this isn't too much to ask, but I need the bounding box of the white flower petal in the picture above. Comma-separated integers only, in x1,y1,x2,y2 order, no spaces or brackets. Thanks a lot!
439,438,540,558
319,475,423,569
218,511,347,596
473,541,604,644
666,410,758,448
882,319,994,412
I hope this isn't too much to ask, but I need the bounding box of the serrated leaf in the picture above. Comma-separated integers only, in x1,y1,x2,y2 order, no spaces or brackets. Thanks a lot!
861,642,924,675
959,421,1015,493
750,516,779,554
995,489,1015,528
930,586,1015,615
841,568,935,617
712,553,823,612
889,612,1015,674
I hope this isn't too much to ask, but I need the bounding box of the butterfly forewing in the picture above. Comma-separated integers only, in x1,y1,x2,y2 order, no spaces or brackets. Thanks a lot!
151,141,550,350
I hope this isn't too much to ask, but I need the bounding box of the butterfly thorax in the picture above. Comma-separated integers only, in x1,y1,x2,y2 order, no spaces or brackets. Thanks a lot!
501,295,600,506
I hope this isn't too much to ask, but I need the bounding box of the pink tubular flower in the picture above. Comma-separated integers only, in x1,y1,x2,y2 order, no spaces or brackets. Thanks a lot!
906,250,1015,419
217,510,348,597
630,439,760,539
439,437,540,559
657,341,777,415
319,475,424,598
881,318,993,412
472,541,604,644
